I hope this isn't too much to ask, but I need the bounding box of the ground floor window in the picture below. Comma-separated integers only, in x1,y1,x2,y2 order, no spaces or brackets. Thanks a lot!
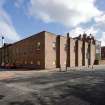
37,60,40,65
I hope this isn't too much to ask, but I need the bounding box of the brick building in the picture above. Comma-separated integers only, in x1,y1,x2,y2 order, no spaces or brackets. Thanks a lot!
0,31,96,69
101,46,105,60
100,46,105,64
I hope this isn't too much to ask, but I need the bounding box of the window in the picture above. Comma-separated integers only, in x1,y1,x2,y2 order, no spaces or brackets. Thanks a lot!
36,42,41,50
86,52,89,59
52,42,56,49
53,60,56,65
64,61,66,65
37,60,40,65
25,60,27,64
30,61,33,64
64,44,67,51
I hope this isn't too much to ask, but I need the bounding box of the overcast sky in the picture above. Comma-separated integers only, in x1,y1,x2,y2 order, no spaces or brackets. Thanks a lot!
0,0,105,46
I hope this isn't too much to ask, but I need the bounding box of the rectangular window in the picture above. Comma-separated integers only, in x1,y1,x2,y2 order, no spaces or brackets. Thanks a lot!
37,60,40,65
52,42,56,49
64,44,67,51
25,60,27,64
30,61,33,64
36,42,41,50
53,60,56,65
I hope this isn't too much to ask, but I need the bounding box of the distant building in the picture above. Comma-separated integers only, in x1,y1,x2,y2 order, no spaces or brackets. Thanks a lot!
101,46,105,60
98,46,105,65
0,31,96,69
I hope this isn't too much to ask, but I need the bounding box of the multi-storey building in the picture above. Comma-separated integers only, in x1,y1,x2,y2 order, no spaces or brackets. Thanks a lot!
0,31,96,69
100,46,105,64
101,46,105,60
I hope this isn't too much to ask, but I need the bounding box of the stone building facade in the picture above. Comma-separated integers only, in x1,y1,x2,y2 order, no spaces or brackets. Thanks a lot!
0,31,96,69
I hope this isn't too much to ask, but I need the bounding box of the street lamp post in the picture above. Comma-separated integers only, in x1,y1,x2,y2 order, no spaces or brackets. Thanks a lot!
1,35,5,66
2,36,4,47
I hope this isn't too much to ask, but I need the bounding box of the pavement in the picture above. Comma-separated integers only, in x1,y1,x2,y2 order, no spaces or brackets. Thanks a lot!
0,65,105,105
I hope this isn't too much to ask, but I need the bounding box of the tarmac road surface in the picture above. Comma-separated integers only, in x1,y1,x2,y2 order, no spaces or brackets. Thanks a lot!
0,66,105,105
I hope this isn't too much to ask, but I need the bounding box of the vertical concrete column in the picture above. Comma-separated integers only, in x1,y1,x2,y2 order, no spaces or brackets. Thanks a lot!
75,39,83,67
70,38,75,67
85,42,89,66
59,36,67,68
82,40,89,67
90,42,96,65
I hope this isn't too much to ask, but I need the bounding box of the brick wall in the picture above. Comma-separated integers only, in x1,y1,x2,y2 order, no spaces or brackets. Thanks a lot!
90,43,96,65
45,32,57,69
0,31,97,69
75,39,83,67
101,47,105,60
6,31,45,69
70,38,75,67
100,60,105,64
84,42,89,66
60,36,67,68
78,40,83,67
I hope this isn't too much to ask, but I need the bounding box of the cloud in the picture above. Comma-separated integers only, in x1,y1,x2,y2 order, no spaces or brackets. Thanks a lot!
17,0,105,46
69,26,105,46
0,0,20,46
14,0,25,8
0,21,20,42
28,0,101,27
99,32,105,46
95,14,105,24
95,12,105,31
69,26,98,37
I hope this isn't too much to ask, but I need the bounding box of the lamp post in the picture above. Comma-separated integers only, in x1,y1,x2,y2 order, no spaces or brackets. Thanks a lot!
1,35,5,66
2,36,4,47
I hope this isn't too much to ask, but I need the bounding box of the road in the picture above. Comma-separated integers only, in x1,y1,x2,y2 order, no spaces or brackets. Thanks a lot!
0,66,105,105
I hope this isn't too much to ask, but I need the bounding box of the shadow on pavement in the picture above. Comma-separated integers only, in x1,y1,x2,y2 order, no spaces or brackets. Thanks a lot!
40,80,105,105
9,100,34,105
